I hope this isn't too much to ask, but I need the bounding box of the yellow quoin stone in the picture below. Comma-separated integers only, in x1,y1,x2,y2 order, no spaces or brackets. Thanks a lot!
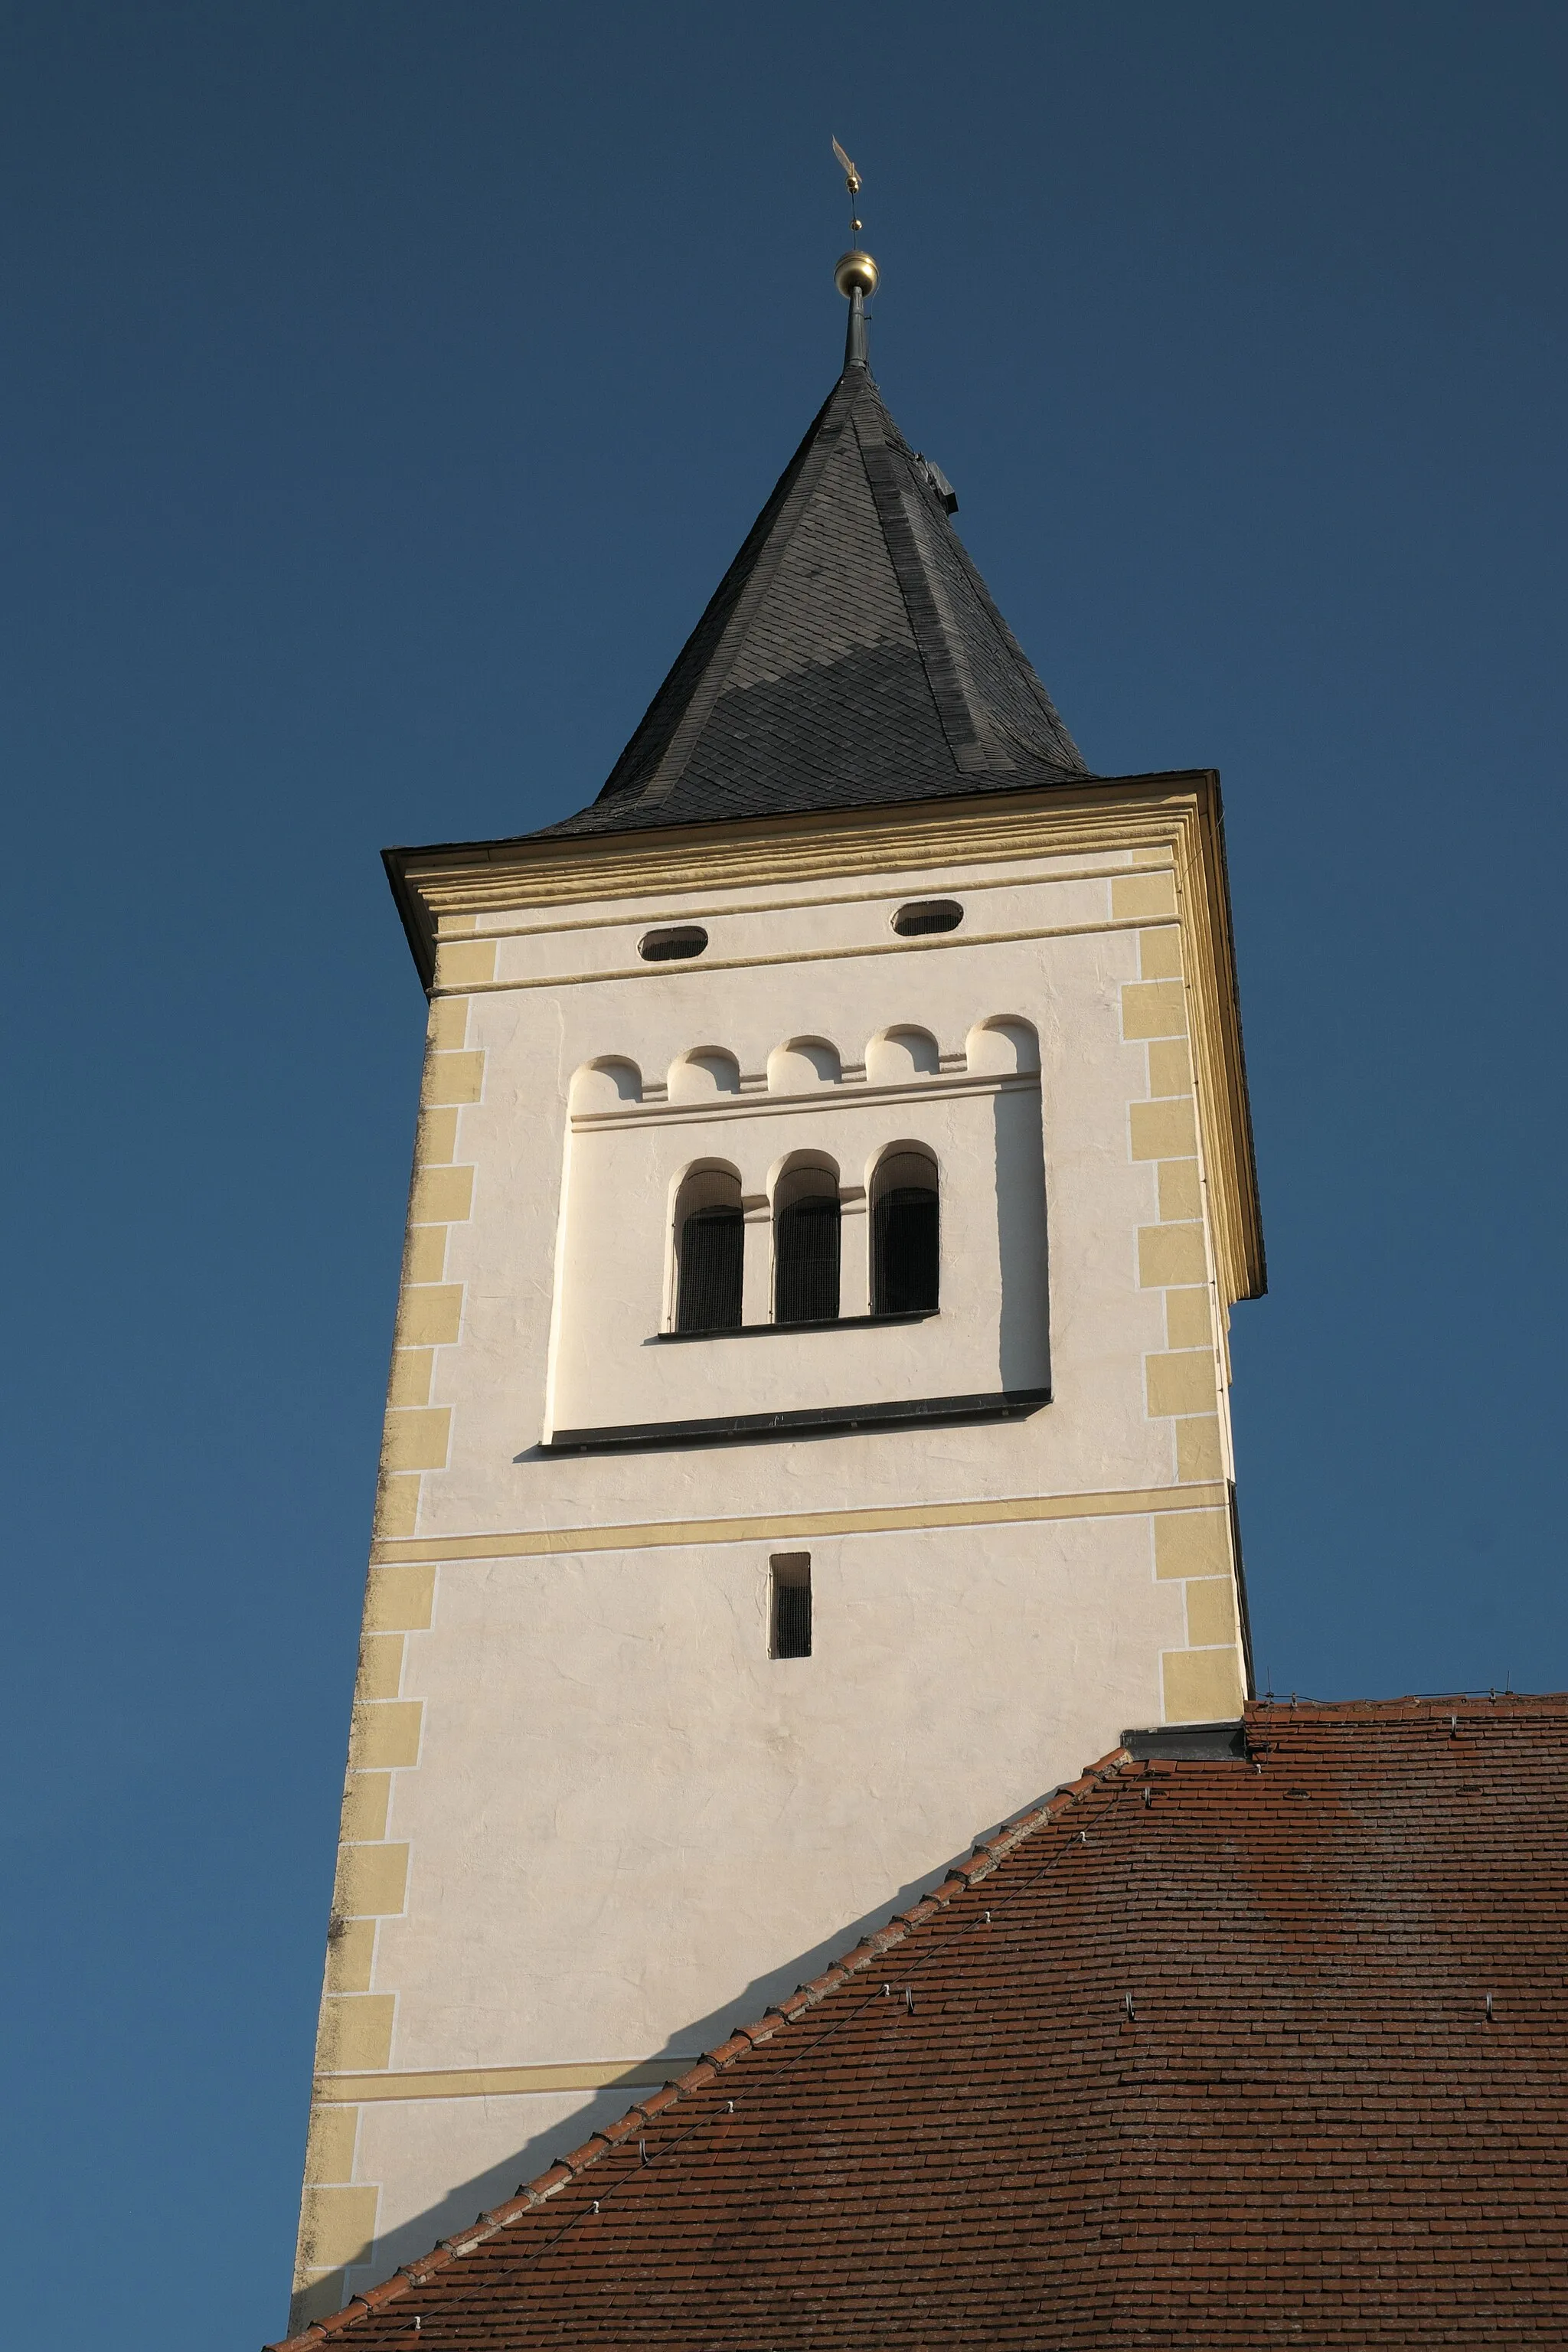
297,2184,379,2273
1110,871,1178,922
316,1996,397,2074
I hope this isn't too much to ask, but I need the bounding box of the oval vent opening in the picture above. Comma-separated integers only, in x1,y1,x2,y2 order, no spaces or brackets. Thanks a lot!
892,900,963,938
639,926,709,963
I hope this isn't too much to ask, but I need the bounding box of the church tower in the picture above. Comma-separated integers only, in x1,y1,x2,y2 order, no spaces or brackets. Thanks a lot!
290,247,1263,2327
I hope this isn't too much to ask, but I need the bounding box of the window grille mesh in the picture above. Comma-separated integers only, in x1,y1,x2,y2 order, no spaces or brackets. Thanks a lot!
874,1184,939,1314
675,1206,743,1331
772,1554,812,1658
774,1196,841,1324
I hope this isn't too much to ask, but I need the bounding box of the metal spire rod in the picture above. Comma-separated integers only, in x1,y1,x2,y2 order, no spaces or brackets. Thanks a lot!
831,137,878,371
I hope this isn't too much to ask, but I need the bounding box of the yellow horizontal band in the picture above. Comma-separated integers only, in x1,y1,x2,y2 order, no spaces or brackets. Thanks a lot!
371,1481,1228,1568
314,2057,701,2104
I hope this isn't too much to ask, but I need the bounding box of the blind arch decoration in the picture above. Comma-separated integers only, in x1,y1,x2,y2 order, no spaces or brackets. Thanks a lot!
871,1147,939,1316
773,1158,841,1325
673,1164,744,1334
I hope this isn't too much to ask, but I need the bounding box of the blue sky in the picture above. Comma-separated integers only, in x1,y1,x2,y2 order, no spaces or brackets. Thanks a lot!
2,3,1564,2343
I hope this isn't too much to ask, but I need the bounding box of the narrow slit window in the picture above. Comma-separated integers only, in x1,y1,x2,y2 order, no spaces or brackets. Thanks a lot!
674,1168,743,1333
872,1149,939,1315
892,899,962,937
773,1165,841,1325
771,1553,812,1658
639,925,708,962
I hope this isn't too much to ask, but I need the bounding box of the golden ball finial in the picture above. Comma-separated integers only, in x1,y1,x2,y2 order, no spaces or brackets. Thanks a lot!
835,247,879,300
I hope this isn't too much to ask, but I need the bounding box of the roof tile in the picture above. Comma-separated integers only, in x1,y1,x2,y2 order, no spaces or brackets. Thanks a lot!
531,357,1086,844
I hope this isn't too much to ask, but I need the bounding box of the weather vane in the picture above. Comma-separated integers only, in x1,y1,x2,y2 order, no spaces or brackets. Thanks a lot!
830,136,879,316
831,136,863,240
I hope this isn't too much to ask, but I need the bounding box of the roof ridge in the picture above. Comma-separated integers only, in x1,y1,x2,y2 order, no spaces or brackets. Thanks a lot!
1246,1692,1568,1720
270,1744,1132,2348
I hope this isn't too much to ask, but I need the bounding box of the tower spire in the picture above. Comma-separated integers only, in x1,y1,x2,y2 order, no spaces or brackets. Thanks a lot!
831,136,878,371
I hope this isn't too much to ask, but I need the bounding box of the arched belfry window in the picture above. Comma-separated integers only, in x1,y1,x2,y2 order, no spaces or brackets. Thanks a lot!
871,1149,939,1315
673,1166,744,1334
773,1161,841,1325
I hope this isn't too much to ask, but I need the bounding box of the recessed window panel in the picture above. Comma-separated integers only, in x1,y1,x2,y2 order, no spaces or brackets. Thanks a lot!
676,1207,743,1331
891,900,962,937
674,1166,743,1333
775,1197,841,1324
872,1149,939,1315
639,926,708,962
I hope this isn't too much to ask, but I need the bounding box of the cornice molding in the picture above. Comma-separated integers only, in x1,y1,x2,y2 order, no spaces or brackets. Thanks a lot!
387,773,1204,949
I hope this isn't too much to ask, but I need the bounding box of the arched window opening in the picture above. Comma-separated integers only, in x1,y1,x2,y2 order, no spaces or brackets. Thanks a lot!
872,1149,939,1316
674,1167,743,1334
773,1161,841,1325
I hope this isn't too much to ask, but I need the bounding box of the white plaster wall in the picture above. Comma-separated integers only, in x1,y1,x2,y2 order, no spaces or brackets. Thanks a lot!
365,1510,1184,2265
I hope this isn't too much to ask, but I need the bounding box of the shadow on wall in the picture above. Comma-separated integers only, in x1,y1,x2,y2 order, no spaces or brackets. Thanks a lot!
968,1018,1048,1394
311,1809,1063,2328
995,1086,1049,1393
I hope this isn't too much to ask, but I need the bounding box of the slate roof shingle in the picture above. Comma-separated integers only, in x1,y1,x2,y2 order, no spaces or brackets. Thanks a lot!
534,354,1087,841
274,1693,1568,2349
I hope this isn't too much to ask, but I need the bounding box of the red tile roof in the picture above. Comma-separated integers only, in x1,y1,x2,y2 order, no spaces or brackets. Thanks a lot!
276,1695,1568,2348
